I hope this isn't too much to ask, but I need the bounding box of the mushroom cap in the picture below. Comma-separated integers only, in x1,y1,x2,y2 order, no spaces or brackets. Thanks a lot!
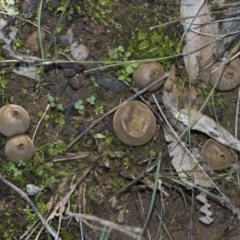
209,58,240,91
113,100,156,146
133,62,165,92
202,139,234,171
0,104,30,137
5,135,34,163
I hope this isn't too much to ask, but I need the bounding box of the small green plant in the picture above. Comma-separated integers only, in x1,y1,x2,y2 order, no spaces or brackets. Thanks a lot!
12,37,25,51
21,88,27,94
105,134,113,145
74,99,85,115
123,157,132,169
108,45,139,81
38,111,50,121
47,141,66,156
150,150,157,157
47,94,64,112
86,95,96,105
8,164,22,177
0,70,7,102
118,62,139,81
115,178,125,188
52,112,65,127
56,26,62,34
108,45,130,60
94,105,104,115
1,161,26,177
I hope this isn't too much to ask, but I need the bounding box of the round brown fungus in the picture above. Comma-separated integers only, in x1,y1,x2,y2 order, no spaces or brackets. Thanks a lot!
209,58,240,91
5,135,34,164
202,139,234,171
0,104,30,137
113,100,156,146
133,62,165,92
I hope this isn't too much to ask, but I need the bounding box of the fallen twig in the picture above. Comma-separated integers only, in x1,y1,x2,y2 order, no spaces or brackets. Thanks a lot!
32,103,50,142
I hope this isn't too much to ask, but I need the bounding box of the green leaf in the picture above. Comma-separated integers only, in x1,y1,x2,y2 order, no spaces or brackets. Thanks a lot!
57,104,64,112
131,62,139,68
79,105,84,110
125,51,131,58
95,133,106,139
74,102,79,109
125,65,133,74
113,53,118,59
118,75,125,81
47,95,54,103
118,45,124,52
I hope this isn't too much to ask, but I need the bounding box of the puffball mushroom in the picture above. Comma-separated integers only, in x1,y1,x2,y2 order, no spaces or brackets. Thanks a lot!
5,135,34,163
0,104,30,137
202,139,234,171
133,62,165,92
113,100,156,146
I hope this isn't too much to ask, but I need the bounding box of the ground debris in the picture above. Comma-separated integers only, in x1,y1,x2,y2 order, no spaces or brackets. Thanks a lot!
181,0,218,84
197,192,214,225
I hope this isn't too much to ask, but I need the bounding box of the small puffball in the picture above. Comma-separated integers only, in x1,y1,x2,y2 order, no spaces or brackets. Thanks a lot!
5,135,34,163
133,62,165,92
202,139,234,171
0,104,30,137
113,100,156,146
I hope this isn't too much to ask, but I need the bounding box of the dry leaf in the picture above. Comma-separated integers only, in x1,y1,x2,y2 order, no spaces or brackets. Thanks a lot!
181,0,218,83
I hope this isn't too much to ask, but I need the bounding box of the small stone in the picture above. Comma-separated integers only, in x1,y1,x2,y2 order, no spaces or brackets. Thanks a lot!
68,77,82,90
26,184,41,196
70,42,89,61
56,28,73,47
26,30,45,52
94,76,126,93
21,0,38,18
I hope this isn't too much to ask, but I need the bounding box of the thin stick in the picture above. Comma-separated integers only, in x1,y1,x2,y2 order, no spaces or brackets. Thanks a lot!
67,73,168,149
32,104,50,142
0,174,61,240
52,152,89,162
234,86,240,186
235,87,240,138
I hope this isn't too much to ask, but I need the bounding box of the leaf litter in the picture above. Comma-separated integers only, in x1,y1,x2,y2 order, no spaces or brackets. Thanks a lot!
162,0,240,224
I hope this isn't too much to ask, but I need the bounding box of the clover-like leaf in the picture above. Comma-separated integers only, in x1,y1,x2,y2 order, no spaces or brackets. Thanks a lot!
57,104,64,112
118,75,125,81
47,95,54,103
125,51,131,58
131,62,139,68
126,65,134,74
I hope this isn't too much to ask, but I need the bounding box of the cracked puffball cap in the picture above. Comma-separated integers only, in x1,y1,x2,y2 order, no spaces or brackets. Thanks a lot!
210,58,240,91
133,62,165,92
202,139,234,171
5,135,34,164
0,104,30,137
113,100,156,146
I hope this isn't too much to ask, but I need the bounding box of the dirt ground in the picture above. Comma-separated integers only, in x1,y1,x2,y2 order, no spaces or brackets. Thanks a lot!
1,0,240,239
